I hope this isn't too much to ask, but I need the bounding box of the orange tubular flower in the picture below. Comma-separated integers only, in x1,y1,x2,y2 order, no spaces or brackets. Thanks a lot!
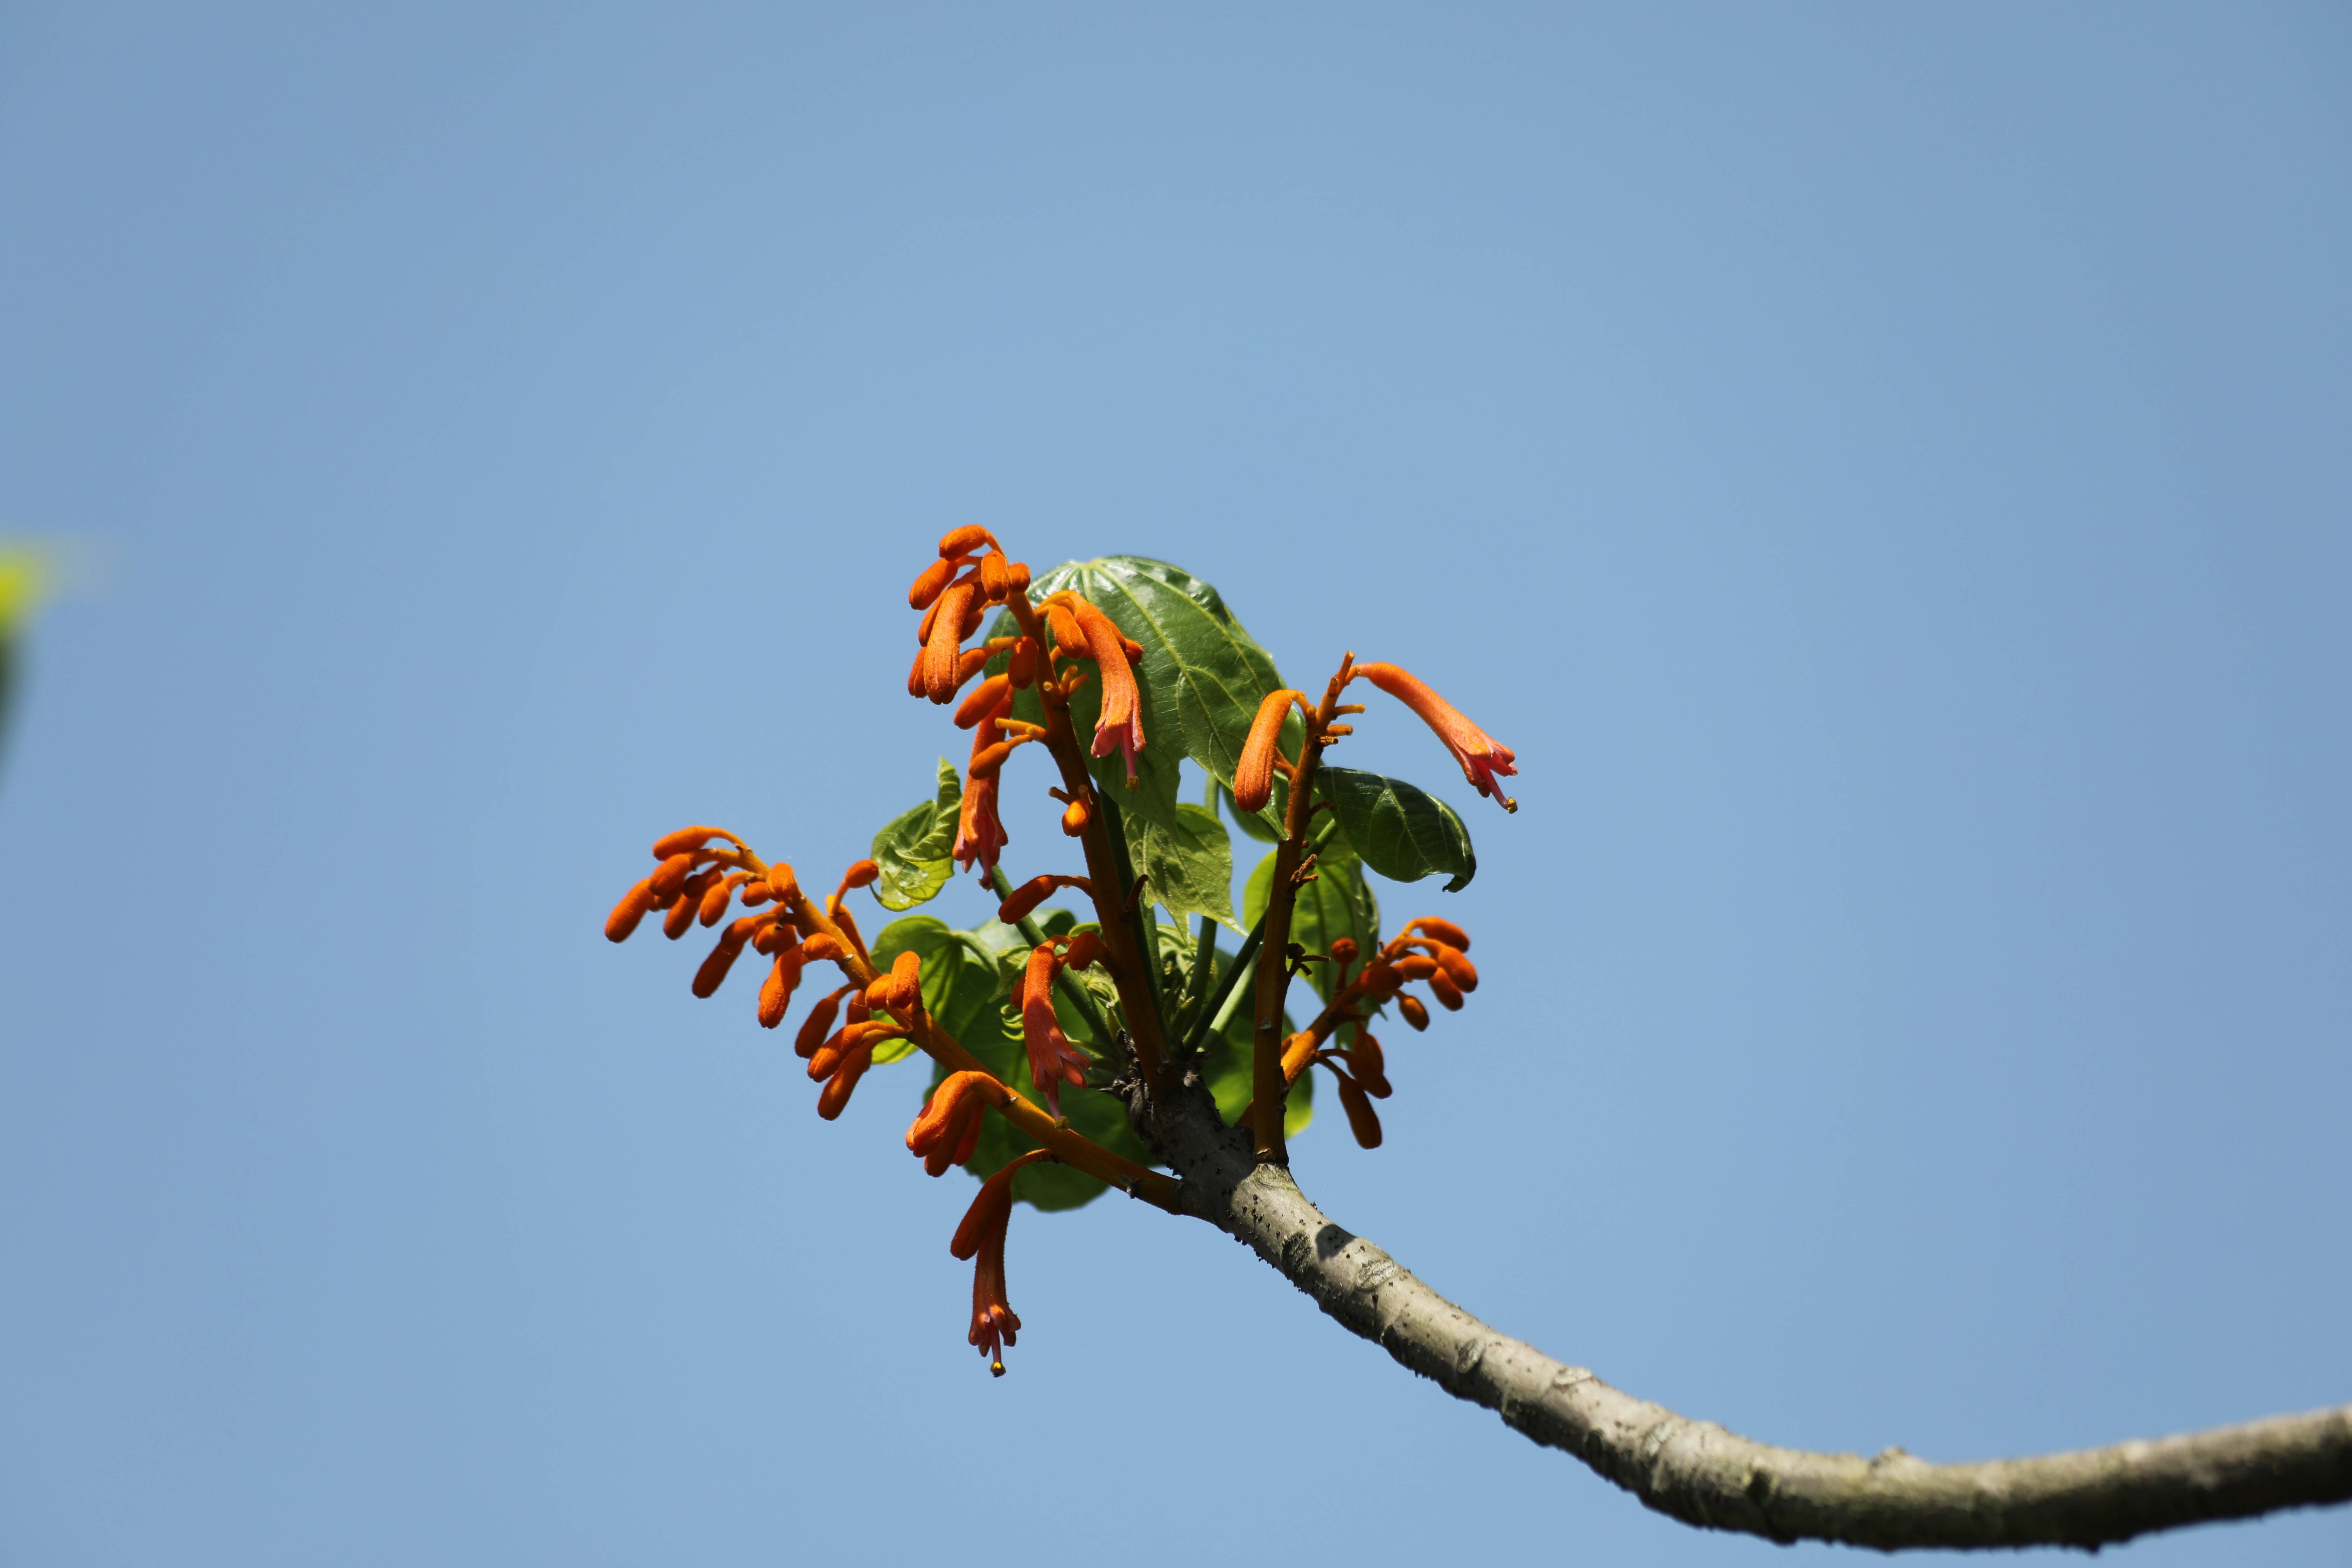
906,1070,1000,1177
1232,688,1303,814
951,1166,1022,1377
1354,662,1518,813
1019,945,1089,1118
1397,993,1430,1032
1068,598,1146,783
954,696,1013,876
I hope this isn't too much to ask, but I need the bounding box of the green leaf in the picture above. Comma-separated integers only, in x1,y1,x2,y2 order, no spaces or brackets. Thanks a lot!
1316,766,1478,892
1212,778,1286,846
869,759,962,911
1121,802,1241,934
988,557,1294,827
1243,844,1381,1006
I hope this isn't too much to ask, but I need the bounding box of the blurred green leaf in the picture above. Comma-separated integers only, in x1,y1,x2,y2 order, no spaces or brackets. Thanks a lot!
869,758,962,911
1317,766,1477,892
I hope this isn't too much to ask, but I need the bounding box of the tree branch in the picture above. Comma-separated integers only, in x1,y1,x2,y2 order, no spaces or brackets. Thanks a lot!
1130,1077,2352,1551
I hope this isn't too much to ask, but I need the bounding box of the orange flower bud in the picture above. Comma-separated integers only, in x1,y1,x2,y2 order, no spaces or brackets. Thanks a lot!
605,878,657,943
651,826,734,859
907,647,925,698
995,874,1092,926
1398,993,1429,1031
979,551,1014,600
1062,929,1106,971
1059,798,1088,836
938,524,995,559
815,1041,875,1120
692,927,751,998
1334,1068,1384,1149
1044,602,1085,658
764,864,800,906
909,556,958,609
838,860,880,893
1008,637,1040,690
757,947,805,1028
1003,560,1030,596
663,878,712,939
1354,662,1518,812
906,1070,999,1177
740,881,772,908
1392,936,1476,992
649,852,700,902
1350,1031,1391,1098
1390,954,1438,982
802,932,847,964
954,645,992,688
698,871,745,927
1231,688,1302,814
968,739,1017,779
795,983,855,1059
1328,937,1359,968
955,674,1012,729
1357,959,1402,997
1427,967,1464,1011
1403,916,1470,952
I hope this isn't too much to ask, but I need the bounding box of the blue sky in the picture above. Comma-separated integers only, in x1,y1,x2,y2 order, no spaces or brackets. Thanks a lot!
2,5,2348,1563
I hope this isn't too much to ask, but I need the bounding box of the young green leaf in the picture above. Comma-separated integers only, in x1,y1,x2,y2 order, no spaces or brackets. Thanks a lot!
1316,766,1478,892
868,758,962,910
1121,801,1242,934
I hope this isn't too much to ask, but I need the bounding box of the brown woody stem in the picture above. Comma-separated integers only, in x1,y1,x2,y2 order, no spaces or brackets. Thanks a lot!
1249,656,1357,1164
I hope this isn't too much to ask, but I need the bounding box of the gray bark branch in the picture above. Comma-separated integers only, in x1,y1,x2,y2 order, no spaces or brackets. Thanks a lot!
1130,1077,2352,1552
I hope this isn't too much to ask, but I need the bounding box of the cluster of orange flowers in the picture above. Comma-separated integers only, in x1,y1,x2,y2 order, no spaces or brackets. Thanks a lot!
605,525,1519,1376
1247,916,1479,1150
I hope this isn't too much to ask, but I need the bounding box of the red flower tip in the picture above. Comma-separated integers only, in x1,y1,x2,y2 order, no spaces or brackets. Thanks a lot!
1354,662,1518,812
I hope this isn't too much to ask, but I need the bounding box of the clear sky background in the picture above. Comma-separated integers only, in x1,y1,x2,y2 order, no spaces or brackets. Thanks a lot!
3,5,2348,1564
